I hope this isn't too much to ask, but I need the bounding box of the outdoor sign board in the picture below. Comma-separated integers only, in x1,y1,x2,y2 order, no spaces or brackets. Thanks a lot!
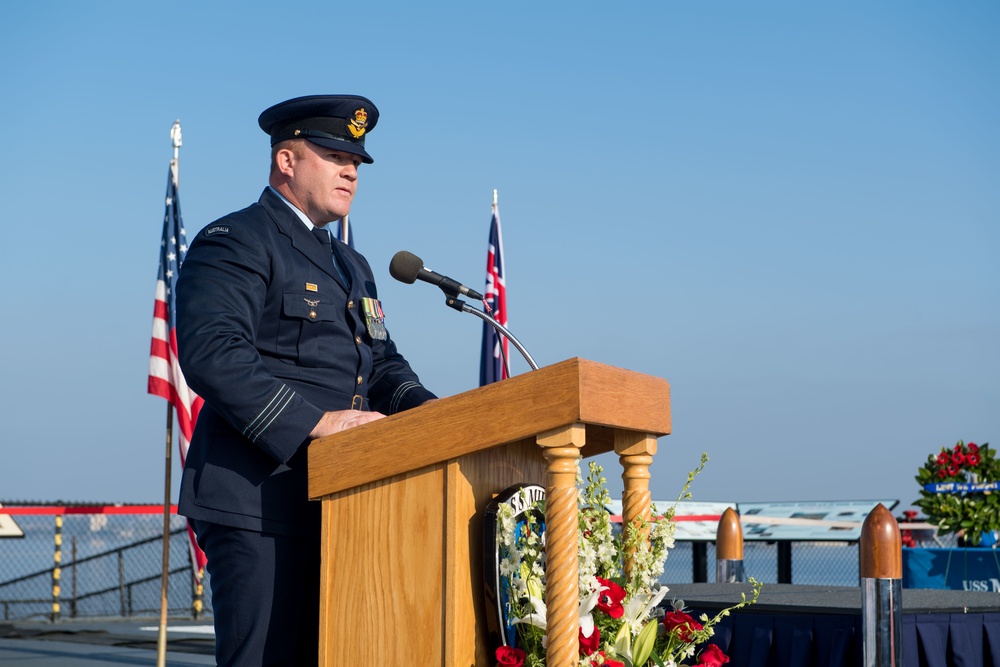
0,503,25,538
606,500,737,541
739,500,899,541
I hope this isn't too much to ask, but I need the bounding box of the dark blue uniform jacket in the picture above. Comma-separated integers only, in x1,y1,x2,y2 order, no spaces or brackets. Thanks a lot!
176,188,435,536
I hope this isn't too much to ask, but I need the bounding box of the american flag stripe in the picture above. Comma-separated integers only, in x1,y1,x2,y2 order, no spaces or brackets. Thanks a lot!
148,160,207,573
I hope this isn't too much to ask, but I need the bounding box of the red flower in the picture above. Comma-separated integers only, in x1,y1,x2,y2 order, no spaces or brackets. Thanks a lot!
967,453,981,467
968,443,979,453
952,452,965,466
938,469,947,478
954,443,964,453
663,610,704,642
947,465,959,477
595,578,627,619
579,625,601,656
697,643,730,666
937,451,950,466
495,646,525,667
595,652,624,667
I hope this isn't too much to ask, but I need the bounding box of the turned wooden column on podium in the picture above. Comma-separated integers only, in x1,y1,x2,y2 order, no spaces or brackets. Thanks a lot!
308,358,670,667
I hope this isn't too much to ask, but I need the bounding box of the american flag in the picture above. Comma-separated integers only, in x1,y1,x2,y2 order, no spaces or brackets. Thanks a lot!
148,160,207,573
479,197,508,385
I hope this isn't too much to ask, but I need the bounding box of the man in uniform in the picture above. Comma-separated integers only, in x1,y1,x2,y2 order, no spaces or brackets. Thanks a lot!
176,95,436,666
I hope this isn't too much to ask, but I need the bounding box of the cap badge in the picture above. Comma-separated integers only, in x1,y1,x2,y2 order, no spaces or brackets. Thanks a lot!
347,107,369,139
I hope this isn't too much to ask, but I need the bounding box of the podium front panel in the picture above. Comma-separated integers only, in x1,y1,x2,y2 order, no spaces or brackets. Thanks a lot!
317,440,546,666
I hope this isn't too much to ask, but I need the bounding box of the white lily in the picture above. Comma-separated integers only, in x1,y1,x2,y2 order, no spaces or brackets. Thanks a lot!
620,585,670,635
512,594,547,631
578,587,602,639
512,587,605,640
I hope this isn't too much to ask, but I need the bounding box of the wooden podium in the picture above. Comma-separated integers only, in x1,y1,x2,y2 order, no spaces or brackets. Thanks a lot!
308,358,671,666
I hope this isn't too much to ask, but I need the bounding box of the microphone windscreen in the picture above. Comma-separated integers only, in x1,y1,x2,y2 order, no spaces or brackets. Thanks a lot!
389,251,424,284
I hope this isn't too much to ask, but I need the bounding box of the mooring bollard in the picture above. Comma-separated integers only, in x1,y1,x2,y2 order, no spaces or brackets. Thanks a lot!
716,506,745,583
860,503,903,667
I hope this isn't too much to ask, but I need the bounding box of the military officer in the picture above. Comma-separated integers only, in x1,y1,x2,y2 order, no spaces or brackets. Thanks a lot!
176,95,436,666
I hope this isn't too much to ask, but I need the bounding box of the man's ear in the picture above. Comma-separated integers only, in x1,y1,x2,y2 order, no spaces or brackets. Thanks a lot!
274,147,296,177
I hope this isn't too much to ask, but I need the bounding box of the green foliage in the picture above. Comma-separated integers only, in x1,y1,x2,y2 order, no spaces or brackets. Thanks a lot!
914,441,999,545
496,458,762,666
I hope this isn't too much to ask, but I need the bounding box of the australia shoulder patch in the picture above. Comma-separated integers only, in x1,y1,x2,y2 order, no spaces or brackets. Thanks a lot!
203,224,231,237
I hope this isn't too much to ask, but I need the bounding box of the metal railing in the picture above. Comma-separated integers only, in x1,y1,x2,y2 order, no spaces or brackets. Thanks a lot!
0,510,209,622
0,505,950,623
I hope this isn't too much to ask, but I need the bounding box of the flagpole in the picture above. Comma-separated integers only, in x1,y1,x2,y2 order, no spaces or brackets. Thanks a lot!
341,214,349,246
156,120,182,667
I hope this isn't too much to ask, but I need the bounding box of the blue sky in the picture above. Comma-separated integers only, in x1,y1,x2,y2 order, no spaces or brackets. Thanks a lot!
1,2,996,514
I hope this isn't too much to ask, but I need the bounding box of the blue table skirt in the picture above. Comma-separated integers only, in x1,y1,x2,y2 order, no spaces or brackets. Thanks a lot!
699,609,1000,667
903,547,1000,591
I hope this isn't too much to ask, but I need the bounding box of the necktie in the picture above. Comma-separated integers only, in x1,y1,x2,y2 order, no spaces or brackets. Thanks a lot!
312,227,351,289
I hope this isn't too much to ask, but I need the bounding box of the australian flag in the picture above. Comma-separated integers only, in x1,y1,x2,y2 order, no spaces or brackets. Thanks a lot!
479,200,508,385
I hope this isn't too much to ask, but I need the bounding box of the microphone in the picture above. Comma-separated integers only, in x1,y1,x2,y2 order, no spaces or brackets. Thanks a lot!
389,251,484,300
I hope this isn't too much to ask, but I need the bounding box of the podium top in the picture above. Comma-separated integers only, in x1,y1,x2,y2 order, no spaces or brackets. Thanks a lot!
308,357,671,498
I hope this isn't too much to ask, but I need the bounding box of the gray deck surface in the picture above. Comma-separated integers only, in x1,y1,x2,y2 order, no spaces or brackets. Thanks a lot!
2,584,995,664
0,619,215,666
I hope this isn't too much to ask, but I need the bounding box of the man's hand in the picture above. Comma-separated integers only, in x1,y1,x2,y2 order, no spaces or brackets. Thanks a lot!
309,410,386,439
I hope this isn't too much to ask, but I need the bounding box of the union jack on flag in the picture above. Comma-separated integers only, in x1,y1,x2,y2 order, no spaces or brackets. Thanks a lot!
480,198,508,385
148,160,207,573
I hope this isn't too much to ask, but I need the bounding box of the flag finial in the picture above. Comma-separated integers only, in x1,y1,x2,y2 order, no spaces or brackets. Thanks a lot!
171,120,182,163
492,188,498,207
170,120,182,149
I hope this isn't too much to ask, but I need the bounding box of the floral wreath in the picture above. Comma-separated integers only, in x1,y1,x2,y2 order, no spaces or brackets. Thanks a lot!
495,457,761,667
914,440,999,546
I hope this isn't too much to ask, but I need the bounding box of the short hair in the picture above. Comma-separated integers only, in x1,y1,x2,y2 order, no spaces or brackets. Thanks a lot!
270,139,309,174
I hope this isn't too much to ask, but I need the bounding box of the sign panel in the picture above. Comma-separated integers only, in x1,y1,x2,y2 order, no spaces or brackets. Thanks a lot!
606,500,736,541
903,547,1000,591
0,504,25,538
739,500,899,541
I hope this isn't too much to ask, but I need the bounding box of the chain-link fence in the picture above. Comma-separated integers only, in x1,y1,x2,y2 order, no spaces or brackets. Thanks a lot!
0,511,210,622
663,541,863,585
661,534,958,586
1,508,953,623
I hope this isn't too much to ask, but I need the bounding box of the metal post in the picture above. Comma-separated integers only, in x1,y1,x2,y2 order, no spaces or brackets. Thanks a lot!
692,542,708,583
51,515,62,622
777,541,793,583
189,541,204,620
716,507,745,583
119,551,126,617
71,537,77,618
861,503,903,666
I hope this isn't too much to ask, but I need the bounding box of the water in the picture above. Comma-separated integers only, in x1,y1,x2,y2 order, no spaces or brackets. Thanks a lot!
661,540,864,587
1,508,948,622
0,512,207,621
